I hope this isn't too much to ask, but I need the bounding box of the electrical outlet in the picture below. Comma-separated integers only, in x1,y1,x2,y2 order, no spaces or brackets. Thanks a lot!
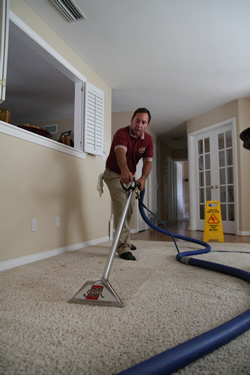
56,216,61,228
103,151,106,162
32,218,37,232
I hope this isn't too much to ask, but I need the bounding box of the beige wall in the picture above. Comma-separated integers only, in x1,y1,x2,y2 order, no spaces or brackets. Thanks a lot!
187,98,250,233
0,0,112,263
187,100,239,134
112,112,133,135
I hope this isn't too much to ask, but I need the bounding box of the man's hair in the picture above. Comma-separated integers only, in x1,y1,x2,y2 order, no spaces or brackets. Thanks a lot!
132,107,151,123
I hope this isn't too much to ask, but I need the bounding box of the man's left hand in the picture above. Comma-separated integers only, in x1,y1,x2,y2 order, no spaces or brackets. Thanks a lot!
136,177,146,191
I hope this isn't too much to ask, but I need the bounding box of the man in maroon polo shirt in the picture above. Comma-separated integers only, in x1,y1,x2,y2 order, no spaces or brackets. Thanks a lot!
103,108,153,260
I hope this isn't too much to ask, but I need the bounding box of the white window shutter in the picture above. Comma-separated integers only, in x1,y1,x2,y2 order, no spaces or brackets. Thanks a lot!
84,82,104,155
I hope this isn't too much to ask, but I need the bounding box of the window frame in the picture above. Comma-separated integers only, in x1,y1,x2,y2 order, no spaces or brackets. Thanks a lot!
2,10,88,157
1,11,105,159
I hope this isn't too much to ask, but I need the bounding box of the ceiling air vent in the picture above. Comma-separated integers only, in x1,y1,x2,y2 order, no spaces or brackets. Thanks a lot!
50,0,87,22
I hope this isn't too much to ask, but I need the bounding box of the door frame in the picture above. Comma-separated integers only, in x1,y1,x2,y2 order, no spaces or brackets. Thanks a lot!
188,117,239,234
148,142,158,216
167,156,176,221
136,142,158,232
136,158,148,232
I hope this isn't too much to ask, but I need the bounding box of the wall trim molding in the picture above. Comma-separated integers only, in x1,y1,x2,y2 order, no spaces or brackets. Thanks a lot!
0,236,109,271
0,122,86,159
187,227,250,237
130,228,139,234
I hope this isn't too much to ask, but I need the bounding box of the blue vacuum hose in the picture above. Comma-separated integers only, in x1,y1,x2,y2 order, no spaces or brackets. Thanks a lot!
117,189,250,375
118,310,250,375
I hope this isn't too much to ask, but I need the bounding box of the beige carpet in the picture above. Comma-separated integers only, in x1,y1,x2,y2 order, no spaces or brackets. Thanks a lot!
0,240,249,375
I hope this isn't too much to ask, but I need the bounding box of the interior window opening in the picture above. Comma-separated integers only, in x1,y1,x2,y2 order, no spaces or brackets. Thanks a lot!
0,18,84,150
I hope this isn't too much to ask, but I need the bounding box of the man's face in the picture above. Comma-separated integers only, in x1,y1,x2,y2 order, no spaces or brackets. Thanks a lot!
130,113,149,139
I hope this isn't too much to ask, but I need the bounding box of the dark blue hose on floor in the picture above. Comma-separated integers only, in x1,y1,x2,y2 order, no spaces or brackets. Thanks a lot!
118,310,250,375
117,189,250,375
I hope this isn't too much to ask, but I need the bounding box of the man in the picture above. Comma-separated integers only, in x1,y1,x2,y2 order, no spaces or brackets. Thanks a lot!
103,107,153,261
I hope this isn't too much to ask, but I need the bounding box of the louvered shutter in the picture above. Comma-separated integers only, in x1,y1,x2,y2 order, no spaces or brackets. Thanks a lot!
84,82,104,155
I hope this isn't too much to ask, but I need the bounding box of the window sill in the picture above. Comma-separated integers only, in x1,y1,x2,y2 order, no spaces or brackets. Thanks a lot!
0,122,86,159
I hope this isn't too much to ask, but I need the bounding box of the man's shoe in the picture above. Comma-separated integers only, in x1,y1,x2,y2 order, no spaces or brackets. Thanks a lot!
120,252,136,261
131,244,137,250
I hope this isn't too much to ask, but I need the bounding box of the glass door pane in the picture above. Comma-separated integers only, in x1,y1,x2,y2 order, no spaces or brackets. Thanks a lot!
217,129,234,224
197,137,211,220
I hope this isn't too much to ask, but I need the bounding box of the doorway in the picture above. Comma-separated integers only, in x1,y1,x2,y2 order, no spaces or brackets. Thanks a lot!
176,160,189,221
168,159,189,222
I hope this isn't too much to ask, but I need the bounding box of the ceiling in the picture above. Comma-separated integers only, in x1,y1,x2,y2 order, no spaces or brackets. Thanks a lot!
3,0,250,138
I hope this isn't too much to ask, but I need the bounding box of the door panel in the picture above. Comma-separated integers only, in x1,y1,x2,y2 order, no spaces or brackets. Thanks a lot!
195,123,236,233
197,135,212,221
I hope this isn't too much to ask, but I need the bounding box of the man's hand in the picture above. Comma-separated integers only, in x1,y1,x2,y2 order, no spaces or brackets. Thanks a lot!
136,177,146,191
120,169,133,185
137,160,152,191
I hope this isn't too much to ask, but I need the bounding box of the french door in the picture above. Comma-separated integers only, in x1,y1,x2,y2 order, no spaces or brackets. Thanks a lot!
192,120,237,234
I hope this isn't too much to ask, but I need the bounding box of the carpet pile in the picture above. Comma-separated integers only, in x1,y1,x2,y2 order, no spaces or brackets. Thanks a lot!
0,241,249,374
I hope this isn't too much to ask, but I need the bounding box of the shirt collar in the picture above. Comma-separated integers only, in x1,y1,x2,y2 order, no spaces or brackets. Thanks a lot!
129,125,145,139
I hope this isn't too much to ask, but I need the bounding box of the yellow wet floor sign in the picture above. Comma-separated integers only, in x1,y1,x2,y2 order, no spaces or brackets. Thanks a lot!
203,201,224,242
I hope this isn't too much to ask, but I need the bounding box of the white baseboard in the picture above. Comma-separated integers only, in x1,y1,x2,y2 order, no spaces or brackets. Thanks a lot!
237,231,250,236
0,236,109,271
130,228,138,234
187,227,250,237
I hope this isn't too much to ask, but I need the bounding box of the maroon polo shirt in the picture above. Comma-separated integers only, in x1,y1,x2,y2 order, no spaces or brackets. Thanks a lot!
106,125,153,175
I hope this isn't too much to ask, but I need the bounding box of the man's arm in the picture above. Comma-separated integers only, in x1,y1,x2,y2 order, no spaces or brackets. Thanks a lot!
115,148,133,184
137,160,152,191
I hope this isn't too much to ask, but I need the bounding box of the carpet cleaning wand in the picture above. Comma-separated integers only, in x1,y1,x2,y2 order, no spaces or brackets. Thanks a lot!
68,178,140,307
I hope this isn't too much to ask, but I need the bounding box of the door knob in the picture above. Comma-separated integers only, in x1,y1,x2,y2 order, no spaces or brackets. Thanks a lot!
210,185,214,189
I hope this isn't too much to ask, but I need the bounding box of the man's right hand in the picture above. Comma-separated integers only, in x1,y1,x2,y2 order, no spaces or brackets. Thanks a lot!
120,169,133,185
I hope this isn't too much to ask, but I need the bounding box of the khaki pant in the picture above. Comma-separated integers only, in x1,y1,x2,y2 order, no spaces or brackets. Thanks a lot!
103,168,135,256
